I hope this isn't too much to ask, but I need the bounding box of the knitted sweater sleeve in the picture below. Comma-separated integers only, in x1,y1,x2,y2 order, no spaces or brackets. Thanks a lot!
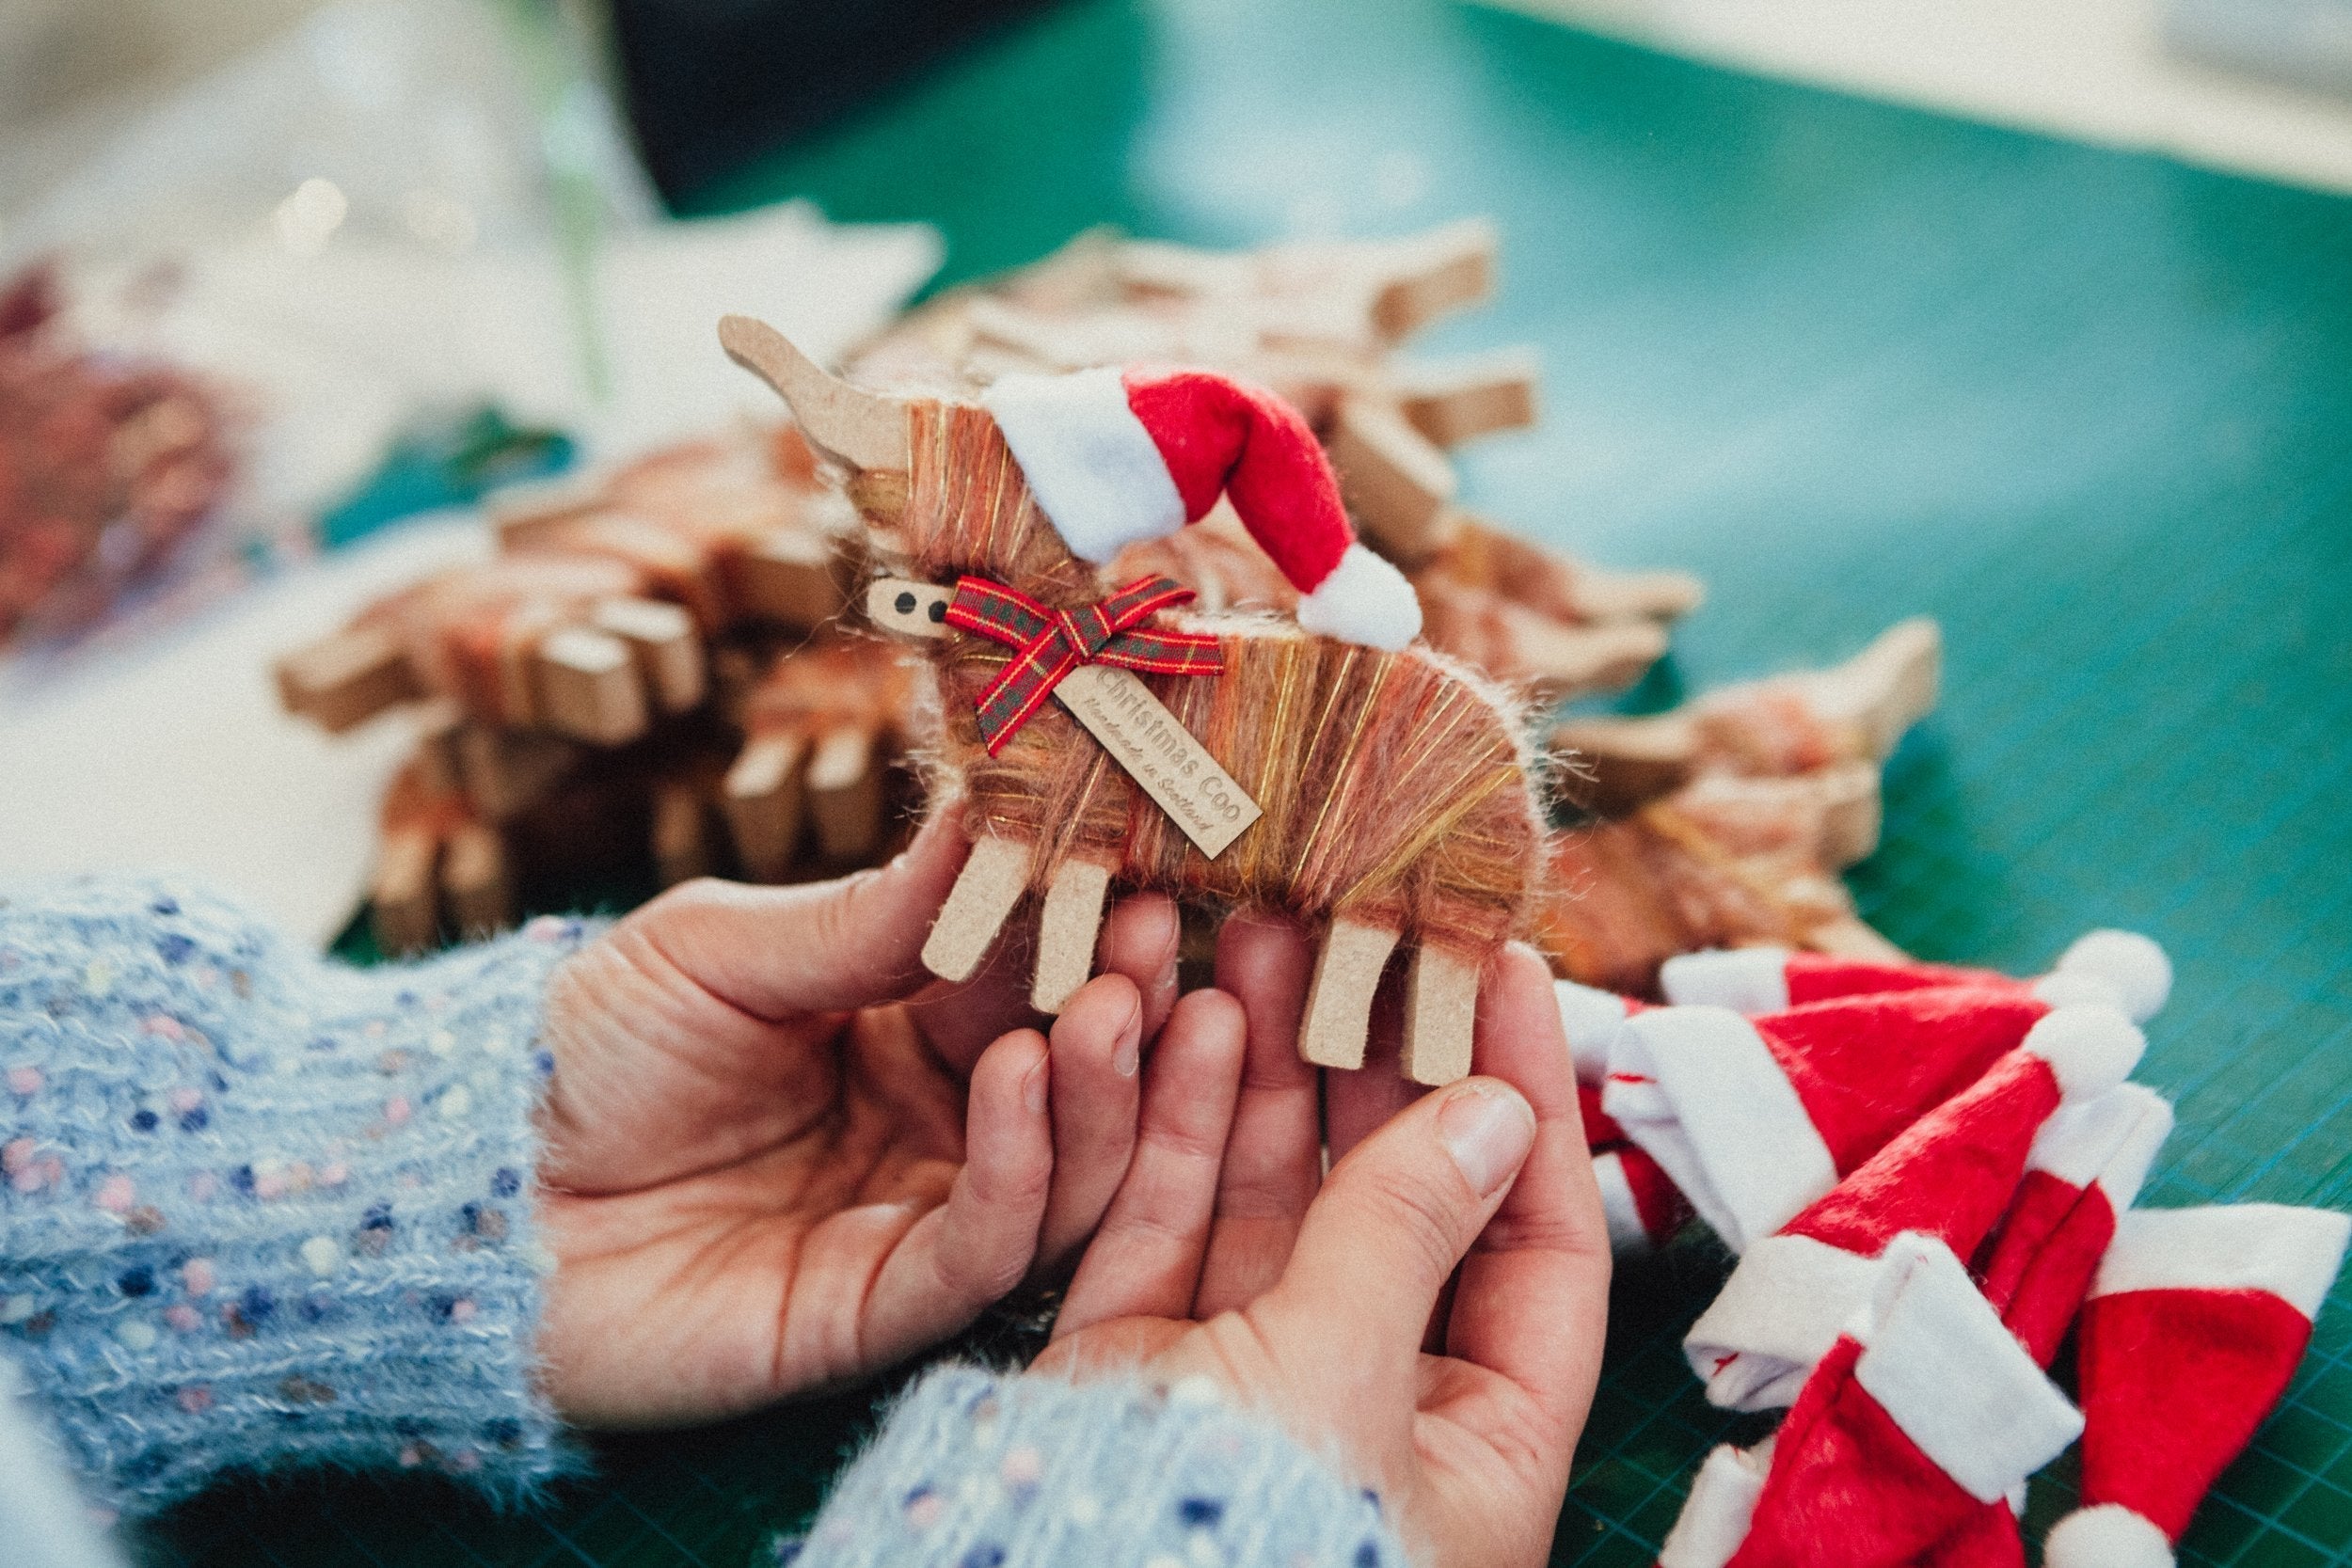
0,876,595,1516
788,1365,1411,1568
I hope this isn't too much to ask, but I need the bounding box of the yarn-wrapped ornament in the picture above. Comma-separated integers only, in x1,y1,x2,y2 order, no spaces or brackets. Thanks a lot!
721,317,1545,1085
1681,1012,2141,1410
1658,928,2171,1023
1602,989,2130,1253
2042,1205,2352,1568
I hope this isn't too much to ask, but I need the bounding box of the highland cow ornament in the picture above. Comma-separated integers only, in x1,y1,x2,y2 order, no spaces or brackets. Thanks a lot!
720,315,1545,1085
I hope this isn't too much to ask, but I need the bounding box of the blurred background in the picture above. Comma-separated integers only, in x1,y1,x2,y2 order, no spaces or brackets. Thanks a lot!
6,2,2352,1564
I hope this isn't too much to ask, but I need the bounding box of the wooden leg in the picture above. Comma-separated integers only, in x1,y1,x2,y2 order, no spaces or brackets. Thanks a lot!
275,624,421,733
1505,612,1669,703
807,724,885,865
534,626,650,746
455,725,580,823
922,833,1034,983
591,597,706,714
371,827,440,958
409,699,467,799
651,780,716,887
739,530,843,629
1402,945,1481,1086
1326,398,1459,564
723,731,807,882
1300,918,1399,1070
1568,566,1708,625
1031,859,1113,1014
1368,217,1497,341
440,823,515,939
1393,348,1540,447
1549,711,1698,817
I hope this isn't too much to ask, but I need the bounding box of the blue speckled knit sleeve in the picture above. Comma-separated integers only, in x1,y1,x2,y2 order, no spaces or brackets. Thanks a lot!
0,876,596,1517
787,1366,1411,1568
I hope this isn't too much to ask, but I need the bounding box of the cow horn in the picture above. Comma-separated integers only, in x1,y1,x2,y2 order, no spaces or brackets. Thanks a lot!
718,314,911,470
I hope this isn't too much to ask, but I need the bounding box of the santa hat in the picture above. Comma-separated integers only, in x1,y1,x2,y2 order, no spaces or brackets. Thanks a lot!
1576,1045,1695,1258
1603,990,2142,1253
2042,1205,2352,1568
1557,978,1645,1086
1658,928,2170,1023
1683,1025,2137,1410
1976,1083,2172,1367
981,365,1422,650
1721,1235,2082,1568
1656,1440,1772,1568
1597,1145,1694,1257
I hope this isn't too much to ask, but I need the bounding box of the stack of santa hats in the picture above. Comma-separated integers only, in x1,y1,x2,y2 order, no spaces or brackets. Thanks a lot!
1598,935,2352,1568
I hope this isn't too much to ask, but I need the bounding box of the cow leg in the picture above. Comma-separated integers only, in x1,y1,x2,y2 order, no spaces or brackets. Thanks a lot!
1402,944,1481,1086
922,833,1034,983
1300,918,1399,1070
1032,858,1114,1014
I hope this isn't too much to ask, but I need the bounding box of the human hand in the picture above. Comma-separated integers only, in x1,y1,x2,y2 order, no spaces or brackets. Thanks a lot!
1033,924,1611,1568
532,806,1185,1427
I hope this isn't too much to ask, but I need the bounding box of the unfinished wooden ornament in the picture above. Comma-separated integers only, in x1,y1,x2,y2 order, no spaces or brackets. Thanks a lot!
723,315,1546,1085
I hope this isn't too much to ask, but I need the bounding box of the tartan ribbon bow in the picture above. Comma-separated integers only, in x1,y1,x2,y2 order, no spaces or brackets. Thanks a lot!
946,573,1223,754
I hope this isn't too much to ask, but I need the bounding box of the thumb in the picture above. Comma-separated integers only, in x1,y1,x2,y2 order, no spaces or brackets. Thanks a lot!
628,803,973,1018
1262,1078,1536,1367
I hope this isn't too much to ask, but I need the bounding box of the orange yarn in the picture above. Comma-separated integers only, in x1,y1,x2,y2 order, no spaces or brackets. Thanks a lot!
882,400,1544,956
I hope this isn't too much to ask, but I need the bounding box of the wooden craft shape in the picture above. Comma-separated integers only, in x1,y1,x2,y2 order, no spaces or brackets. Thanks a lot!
1553,618,1942,816
724,318,1547,1084
719,632,912,882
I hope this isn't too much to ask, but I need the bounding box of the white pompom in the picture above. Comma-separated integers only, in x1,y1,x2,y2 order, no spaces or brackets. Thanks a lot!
2055,929,2171,1023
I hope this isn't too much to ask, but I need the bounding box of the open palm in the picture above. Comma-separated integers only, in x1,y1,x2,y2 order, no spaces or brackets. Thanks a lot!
531,809,1184,1428
1034,923,1613,1568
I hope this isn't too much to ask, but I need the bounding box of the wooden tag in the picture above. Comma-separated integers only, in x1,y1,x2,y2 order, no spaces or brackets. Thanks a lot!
1053,664,1261,858
867,577,1262,858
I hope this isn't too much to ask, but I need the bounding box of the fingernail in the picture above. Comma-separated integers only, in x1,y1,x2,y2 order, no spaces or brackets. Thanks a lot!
1023,1056,1051,1115
1437,1083,1535,1197
1111,1005,1142,1079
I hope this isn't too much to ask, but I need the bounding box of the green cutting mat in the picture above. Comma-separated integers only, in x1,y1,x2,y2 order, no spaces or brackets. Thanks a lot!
151,1,2352,1563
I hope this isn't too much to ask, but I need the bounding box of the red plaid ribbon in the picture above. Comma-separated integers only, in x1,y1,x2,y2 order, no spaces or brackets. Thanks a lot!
946,573,1223,754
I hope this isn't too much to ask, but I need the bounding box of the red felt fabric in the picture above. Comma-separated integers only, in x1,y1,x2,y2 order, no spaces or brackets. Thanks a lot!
1623,1144,1695,1244
1975,1168,2116,1368
1784,955,2018,1006
1917,1499,2028,1568
1788,1051,2058,1259
1581,1084,1628,1150
1729,1339,2004,1568
1762,990,2052,1176
1121,368,1354,590
2076,1287,2314,1541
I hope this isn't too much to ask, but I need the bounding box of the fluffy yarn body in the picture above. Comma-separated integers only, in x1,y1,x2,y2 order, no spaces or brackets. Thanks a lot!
872,400,1542,955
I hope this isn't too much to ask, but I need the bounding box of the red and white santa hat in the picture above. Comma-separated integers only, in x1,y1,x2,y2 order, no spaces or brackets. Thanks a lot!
1715,1234,2084,1568
1597,1146,1695,1258
1557,978,1645,1086
1976,1083,2172,1368
1574,1032,1697,1259
1602,989,2142,1254
981,365,1422,650
2042,1204,2352,1568
1682,1026,2137,1410
1656,1439,1772,1568
1657,928,2171,1023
